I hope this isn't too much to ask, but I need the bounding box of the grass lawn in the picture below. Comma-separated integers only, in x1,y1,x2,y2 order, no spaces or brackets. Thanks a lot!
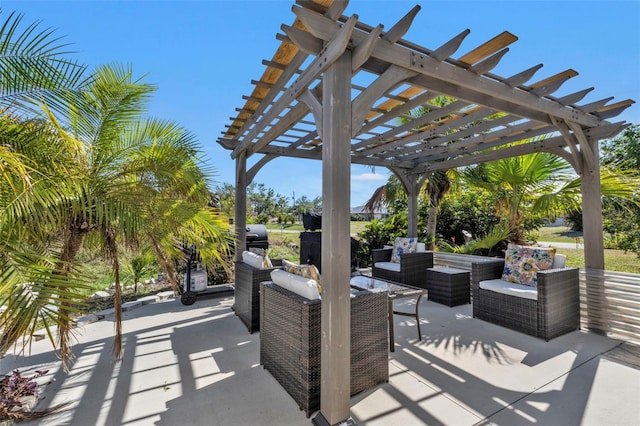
558,248,640,274
536,226,639,273
537,226,583,243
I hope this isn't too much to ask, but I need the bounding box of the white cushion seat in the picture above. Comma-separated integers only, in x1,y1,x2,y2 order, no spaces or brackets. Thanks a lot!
373,261,401,273
479,279,538,300
478,253,568,301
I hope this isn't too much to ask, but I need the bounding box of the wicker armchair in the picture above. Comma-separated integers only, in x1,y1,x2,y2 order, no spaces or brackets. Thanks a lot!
260,282,389,417
471,258,580,341
371,248,433,289
233,259,281,333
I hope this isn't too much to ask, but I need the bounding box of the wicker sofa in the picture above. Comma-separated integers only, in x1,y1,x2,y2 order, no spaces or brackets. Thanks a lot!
233,259,282,333
471,256,580,341
372,248,433,289
260,281,389,417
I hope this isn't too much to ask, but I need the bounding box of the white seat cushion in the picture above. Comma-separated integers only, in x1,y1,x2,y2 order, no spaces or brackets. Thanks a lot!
374,261,401,273
479,279,538,301
270,269,321,300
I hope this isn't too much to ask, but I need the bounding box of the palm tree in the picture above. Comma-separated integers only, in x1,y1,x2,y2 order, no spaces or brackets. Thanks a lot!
462,147,639,243
1,54,232,367
462,150,573,242
0,10,90,360
362,174,407,213
38,64,232,366
0,10,88,113
423,169,455,248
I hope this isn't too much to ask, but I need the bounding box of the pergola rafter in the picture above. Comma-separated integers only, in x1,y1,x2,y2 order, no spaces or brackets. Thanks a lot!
217,1,634,424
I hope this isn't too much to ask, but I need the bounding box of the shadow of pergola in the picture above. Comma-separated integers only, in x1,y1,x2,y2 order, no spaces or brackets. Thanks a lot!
350,298,626,425
2,294,632,426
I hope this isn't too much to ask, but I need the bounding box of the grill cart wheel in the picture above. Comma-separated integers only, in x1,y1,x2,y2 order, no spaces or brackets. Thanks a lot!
181,291,198,305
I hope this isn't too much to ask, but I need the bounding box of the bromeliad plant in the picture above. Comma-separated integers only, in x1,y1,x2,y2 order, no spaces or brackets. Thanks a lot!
0,369,65,421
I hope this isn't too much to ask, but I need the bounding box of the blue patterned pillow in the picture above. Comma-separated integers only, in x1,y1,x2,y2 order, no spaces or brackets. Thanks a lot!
390,237,418,263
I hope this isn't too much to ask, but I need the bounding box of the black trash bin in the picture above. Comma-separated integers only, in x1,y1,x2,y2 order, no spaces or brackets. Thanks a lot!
300,231,322,270
302,212,322,231
299,218,359,273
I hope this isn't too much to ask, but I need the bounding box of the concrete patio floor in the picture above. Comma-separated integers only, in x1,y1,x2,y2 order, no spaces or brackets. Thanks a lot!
1,290,639,426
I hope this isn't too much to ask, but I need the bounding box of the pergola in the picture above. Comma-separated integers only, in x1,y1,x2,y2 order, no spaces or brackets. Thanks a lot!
218,1,634,424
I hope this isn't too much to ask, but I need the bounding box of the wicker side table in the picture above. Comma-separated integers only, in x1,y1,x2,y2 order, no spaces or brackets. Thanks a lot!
234,260,281,333
426,267,470,307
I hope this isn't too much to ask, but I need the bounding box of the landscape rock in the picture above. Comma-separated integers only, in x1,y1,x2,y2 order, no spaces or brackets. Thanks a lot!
91,291,111,299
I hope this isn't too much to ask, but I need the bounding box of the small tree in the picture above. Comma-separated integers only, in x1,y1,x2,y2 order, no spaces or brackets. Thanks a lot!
124,250,156,293
600,125,640,256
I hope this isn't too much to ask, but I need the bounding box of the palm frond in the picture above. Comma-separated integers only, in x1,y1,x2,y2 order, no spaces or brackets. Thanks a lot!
0,238,89,357
0,10,89,115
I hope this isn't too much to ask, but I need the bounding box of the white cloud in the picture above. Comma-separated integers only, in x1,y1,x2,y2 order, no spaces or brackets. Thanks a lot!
352,172,387,182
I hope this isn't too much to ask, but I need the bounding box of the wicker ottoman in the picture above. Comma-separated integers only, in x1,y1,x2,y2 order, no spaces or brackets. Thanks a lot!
426,267,471,307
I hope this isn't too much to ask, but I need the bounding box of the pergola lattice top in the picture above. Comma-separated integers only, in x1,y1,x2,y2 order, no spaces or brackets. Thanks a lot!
218,1,634,177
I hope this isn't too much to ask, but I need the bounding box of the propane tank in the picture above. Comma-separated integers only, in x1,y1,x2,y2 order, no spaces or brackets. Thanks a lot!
185,263,207,292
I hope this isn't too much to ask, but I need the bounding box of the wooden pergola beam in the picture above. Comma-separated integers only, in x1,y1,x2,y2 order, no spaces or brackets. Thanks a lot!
231,14,357,159
294,6,604,128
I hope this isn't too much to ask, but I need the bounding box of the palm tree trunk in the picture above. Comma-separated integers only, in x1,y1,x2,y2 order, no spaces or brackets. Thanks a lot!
147,233,180,294
425,171,451,250
426,202,438,250
56,219,87,372
105,231,123,360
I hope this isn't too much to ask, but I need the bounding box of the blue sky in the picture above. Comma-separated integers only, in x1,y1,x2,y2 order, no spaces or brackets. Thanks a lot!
4,0,639,207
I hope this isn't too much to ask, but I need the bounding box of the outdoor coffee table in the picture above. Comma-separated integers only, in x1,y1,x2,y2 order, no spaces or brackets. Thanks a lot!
350,275,426,352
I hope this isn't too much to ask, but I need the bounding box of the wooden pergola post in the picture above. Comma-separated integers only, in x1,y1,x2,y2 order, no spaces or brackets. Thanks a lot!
390,169,424,239
580,137,608,333
580,139,605,270
234,151,247,262
314,49,353,426
407,182,419,239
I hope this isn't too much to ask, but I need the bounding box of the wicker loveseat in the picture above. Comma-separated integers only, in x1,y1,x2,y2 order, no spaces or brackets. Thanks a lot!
471,251,580,341
260,281,389,417
372,246,433,289
233,258,282,333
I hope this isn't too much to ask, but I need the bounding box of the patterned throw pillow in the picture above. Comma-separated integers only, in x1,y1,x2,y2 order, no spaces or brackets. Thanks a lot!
390,237,418,263
501,243,556,287
282,259,322,293
249,247,272,268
